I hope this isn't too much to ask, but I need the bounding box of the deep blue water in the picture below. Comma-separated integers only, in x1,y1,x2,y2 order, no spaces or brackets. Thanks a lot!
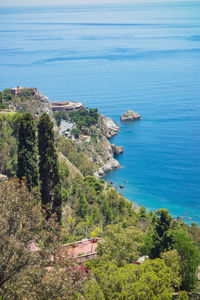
0,2,200,224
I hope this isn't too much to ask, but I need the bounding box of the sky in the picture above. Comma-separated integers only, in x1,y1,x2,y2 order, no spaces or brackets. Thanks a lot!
0,0,195,7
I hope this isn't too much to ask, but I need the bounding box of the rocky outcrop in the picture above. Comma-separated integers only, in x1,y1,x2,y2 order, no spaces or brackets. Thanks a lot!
95,158,120,177
70,115,123,177
111,144,124,156
120,110,141,121
100,115,120,138
10,88,52,117
72,129,121,177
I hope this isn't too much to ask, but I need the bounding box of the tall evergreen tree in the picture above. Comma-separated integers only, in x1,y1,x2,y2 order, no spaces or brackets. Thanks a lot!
78,191,89,219
150,209,174,258
17,112,39,190
38,113,62,221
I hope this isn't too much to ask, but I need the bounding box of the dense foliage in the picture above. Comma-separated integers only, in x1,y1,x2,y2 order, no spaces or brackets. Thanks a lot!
150,209,174,258
174,228,200,291
38,113,62,221
17,112,39,190
53,108,99,131
0,106,199,299
0,179,86,300
69,108,99,129
0,112,20,176
57,136,98,176
85,259,179,300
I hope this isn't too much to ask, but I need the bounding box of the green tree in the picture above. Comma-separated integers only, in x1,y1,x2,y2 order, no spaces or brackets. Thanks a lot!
53,112,62,127
78,191,89,219
3,88,13,101
38,113,62,221
0,179,86,299
139,205,148,220
17,112,39,190
174,228,200,291
97,224,144,267
86,258,176,299
161,249,182,290
0,113,19,176
0,91,2,102
0,179,42,292
84,277,105,300
150,209,174,258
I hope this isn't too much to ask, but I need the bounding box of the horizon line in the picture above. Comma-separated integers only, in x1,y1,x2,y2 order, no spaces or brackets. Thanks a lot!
0,0,199,8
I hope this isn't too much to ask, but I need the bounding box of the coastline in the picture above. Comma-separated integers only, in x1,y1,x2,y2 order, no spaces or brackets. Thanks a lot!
2,85,199,226
103,127,200,226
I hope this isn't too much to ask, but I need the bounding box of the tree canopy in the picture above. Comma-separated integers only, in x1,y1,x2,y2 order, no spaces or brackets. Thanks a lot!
38,113,62,221
17,112,39,190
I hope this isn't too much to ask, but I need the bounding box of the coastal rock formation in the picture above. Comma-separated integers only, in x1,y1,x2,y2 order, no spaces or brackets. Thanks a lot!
120,110,141,121
100,115,120,138
10,88,52,117
96,158,119,177
70,115,122,177
73,129,121,177
111,144,124,156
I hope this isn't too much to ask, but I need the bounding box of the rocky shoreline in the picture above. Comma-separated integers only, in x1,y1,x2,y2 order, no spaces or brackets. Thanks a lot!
71,114,124,178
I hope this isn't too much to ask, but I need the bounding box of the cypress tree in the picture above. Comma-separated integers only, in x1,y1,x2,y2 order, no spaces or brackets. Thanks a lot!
17,112,39,190
78,191,89,219
38,113,62,221
150,209,174,258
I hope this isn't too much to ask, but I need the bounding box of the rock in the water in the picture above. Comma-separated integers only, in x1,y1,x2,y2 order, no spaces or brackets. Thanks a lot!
120,110,141,121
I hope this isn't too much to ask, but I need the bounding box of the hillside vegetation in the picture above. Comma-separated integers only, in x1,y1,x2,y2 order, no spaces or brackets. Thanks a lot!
0,89,200,299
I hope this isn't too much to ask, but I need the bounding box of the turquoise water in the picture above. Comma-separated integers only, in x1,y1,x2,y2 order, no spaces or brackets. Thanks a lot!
0,2,200,224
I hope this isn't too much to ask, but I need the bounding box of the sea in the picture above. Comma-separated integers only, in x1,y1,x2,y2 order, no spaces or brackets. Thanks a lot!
0,1,200,224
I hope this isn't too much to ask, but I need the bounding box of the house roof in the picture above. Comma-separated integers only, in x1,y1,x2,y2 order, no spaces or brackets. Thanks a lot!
61,238,99,258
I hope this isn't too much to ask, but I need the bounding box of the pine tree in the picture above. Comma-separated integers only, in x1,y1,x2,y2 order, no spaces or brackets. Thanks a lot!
78,191,89,219
17,112,39,190
38,113,62,221
150,209,174,258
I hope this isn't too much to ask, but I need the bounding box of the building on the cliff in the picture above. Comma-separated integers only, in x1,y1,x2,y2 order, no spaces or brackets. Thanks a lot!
51,101,83,113
11,86,24,95
30,238,99,263
60,238,99,263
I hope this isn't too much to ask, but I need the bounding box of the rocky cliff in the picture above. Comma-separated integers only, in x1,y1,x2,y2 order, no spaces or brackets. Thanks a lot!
68,114,123,177
9,88,52,117
2,86,123,178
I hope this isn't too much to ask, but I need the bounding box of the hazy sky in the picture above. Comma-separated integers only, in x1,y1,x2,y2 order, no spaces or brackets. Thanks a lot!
0,0,193,7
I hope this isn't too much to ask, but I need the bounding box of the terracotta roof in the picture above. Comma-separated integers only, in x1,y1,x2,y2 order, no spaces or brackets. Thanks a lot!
30,238,99,263
61,238,99,258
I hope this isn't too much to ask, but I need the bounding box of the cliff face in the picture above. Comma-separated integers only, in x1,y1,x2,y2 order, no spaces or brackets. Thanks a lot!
2,86,123,177
69,115,123,177
9,88,52,117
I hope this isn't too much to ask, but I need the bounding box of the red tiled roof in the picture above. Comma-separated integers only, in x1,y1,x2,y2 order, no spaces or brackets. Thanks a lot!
61,238,99,258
